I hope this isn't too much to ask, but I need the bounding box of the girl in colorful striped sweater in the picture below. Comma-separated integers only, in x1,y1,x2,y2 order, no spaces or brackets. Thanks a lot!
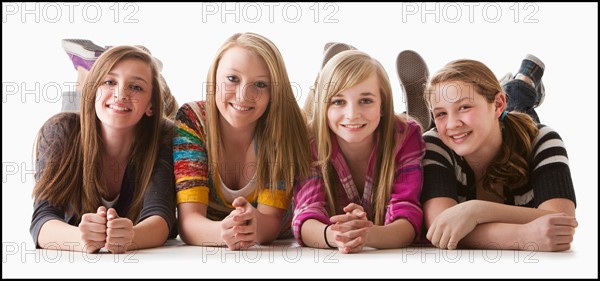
174,33,311,250
293,50,426,253
421,57,577,251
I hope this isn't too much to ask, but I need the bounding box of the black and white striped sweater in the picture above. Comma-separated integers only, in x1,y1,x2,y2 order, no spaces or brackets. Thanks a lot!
421,124,576,207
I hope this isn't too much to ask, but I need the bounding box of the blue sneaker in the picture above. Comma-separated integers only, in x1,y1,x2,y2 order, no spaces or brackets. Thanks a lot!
517,54,545,108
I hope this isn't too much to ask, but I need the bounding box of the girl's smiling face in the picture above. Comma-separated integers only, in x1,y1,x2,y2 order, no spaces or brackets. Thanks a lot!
327,73,382,146
215,46,271,130
95,58,153,131
429,80,502,158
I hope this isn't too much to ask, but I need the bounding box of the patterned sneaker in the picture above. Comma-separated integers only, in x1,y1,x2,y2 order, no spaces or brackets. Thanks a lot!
517,54,545,108
62,39,105,71
396,50,431,130
322,42,357,68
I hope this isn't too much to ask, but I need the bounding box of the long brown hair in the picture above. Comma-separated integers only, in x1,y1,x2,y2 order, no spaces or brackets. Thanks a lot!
306,50,406,225
32,46,164,221
425,59,539,196
205,32,311,195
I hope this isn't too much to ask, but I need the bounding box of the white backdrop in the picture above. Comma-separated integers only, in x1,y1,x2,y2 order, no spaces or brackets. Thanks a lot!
2,2,597,278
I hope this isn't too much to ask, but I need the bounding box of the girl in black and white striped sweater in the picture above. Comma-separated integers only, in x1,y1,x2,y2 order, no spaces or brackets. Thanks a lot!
419,57,577,252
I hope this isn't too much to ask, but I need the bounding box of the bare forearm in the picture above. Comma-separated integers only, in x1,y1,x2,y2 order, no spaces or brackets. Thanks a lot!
127,216,170,251
300,219,330,249
179,213,224,246
256,210,283,244
452,202,565,250
366,219,415,249
470,200,557,224
37,220,88,252
459,222,524,250
461,207,577,252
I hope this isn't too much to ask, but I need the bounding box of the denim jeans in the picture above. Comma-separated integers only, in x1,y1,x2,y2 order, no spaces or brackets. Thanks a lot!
503,79,540,123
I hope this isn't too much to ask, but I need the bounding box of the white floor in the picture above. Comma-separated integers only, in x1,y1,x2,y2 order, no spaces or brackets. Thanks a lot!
2,237,590,278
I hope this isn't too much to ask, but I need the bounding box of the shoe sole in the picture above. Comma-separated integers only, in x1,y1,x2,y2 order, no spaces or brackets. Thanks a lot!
62,39,105,60
396,50,431,130
321,42,356,68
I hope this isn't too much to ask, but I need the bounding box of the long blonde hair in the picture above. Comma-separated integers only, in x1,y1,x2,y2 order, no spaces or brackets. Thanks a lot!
205,32,311,195
425,59,539,196
306,50,405,225
32,46,164,220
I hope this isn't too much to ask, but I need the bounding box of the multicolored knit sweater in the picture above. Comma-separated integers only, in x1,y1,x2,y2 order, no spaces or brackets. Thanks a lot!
173,101,292,235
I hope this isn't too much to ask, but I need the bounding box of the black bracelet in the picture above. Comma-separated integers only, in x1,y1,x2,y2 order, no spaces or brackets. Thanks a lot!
324,224,335,248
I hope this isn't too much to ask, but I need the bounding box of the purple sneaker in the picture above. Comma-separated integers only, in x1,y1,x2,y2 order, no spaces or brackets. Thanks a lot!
62,39,105,71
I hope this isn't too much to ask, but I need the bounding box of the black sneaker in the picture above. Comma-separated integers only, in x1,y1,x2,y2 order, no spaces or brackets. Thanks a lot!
518,54,545,108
